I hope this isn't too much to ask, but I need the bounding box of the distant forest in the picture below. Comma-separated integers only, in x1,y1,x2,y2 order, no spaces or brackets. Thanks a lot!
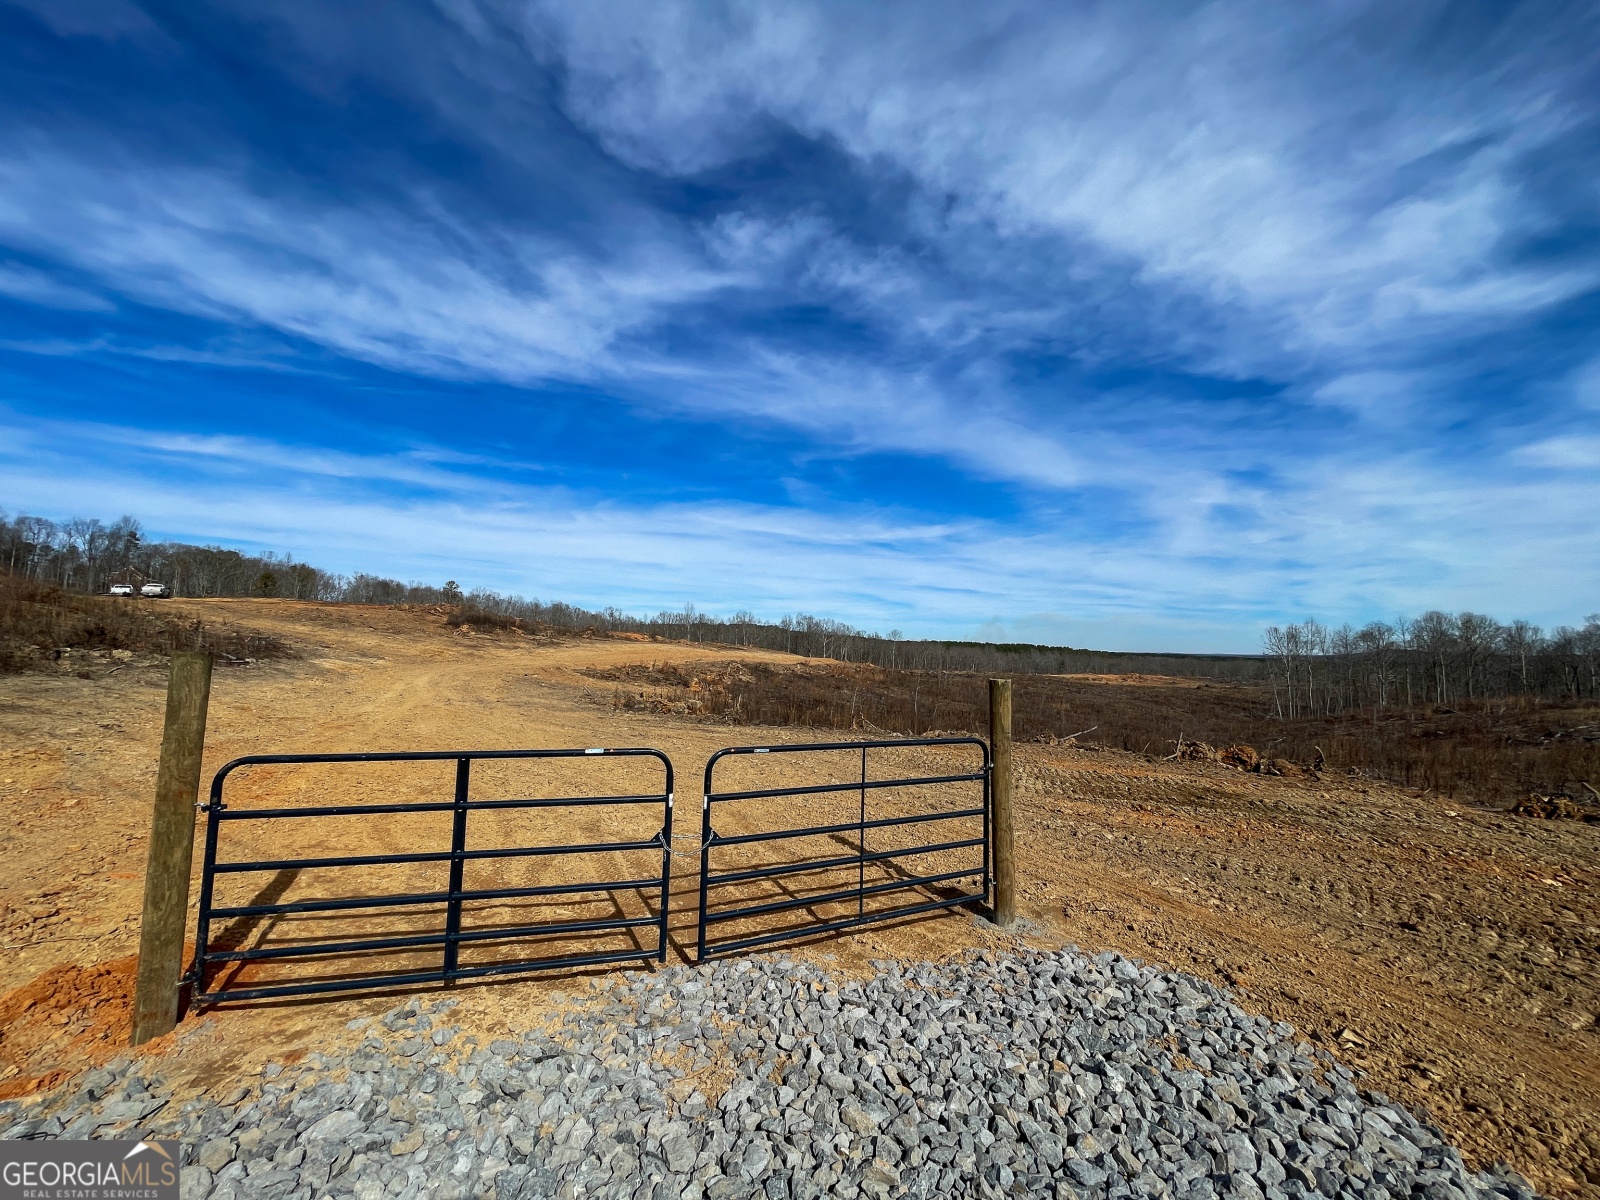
4,509,1597,709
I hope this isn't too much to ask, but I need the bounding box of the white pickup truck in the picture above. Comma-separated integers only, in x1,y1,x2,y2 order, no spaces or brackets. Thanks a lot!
109,583,134,596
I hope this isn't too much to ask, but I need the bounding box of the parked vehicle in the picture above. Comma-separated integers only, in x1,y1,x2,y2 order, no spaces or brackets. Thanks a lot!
140,582,172,598
108,583,135,596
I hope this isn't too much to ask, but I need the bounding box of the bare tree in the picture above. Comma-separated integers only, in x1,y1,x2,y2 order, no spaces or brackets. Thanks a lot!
1412,611,1458,706
1500,620,1542,690
1357,621,1399,720
1263,625,1289,717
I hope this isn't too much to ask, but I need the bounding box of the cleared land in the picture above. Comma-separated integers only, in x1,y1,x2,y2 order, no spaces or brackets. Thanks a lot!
0,599,1594,1197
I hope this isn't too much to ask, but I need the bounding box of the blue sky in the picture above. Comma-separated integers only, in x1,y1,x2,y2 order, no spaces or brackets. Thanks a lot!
1,0,1597,651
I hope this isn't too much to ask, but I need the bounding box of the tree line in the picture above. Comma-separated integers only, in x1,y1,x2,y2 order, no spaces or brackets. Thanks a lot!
1,511,331,601
1263,613,1600,712
0,508,1274,676
4,509,1594,695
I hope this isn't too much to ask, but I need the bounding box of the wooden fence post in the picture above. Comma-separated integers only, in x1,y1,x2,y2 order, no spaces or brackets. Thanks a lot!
989,677,1015,928
131,651,213,1047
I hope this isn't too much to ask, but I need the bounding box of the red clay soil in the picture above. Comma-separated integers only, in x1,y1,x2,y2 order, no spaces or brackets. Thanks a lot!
0,953,139,1099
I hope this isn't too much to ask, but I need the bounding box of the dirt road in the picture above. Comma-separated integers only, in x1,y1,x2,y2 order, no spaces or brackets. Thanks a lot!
0,600,1594,1196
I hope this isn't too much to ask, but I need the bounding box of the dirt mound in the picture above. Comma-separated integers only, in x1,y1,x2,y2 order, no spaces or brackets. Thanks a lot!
1259,757,1309,778
1512,793,1593,820
594,660,761,718
1217,743,1260,770
438,605,526,634
1175,741,1312,777
0,953,140,1097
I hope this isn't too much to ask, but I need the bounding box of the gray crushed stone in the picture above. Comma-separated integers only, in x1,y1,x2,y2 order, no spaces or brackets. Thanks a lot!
0,947,1540,1200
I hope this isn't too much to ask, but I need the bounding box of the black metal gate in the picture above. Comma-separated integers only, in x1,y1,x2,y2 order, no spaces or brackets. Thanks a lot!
191,747,673,1003
695,737,990,962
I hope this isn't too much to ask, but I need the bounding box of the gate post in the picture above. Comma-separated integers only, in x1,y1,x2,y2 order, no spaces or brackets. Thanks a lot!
131,651,213,1046
988,678,1015,928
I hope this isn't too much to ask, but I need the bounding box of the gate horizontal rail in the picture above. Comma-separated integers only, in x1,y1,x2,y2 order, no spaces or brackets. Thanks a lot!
206,836,666,874
191,747,672,1004
697,736,990,961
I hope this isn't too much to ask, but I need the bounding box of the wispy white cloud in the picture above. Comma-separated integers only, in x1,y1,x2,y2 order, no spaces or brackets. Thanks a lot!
1309,371,1430,425
0,261,114,311
3,411,1593,647
0,145,729,384
0,1,1595,645
0,142,1144,499
1569,358,1600,412
528,0,1598,360
1,410,560,493
1512,436,1600,471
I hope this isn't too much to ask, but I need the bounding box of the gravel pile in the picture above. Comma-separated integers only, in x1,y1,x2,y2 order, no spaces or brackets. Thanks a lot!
1,947,1538,1200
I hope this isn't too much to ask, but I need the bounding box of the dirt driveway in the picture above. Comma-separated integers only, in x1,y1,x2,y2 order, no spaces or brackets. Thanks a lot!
0,599,1594,1197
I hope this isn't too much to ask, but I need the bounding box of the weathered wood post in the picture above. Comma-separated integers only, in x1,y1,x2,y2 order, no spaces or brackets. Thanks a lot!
988,677,1015,928
131,651,213,1046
